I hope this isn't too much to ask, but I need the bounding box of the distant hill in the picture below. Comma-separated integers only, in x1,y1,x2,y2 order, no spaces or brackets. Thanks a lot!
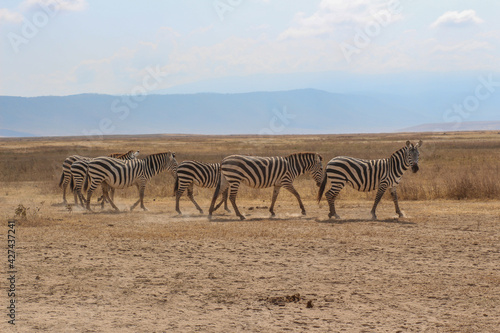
401,121,500,133
0,128,36,137
0,88,499,137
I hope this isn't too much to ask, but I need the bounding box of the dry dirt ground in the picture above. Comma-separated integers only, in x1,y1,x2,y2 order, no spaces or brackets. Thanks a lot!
1,182,499,333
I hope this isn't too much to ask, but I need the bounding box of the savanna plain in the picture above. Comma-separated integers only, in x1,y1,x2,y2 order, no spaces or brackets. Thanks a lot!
1,131,499,332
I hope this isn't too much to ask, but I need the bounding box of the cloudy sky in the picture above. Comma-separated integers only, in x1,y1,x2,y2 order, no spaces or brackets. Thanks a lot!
0,0,499,97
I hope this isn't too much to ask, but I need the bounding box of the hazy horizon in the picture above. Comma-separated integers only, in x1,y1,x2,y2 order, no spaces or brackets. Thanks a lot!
1,1,499,136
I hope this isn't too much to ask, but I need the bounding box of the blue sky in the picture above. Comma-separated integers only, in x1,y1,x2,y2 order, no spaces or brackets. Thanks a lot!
1,0,499,97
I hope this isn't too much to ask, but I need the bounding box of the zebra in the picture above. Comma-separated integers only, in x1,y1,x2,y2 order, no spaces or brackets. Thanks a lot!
59,155,90,204
70,150,140,207
208,152,323,220
174,160,229,215
83,151,177,211
58,150,137,204
317,140,422,220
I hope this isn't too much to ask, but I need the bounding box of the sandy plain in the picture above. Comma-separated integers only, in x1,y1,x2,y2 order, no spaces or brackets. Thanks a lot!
1,132,499,332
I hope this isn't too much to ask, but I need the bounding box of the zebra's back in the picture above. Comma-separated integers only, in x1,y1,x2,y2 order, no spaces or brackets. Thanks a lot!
63,155,91,170
177,161,221,188
221,155,288,188
88,157,144,189
326,156,388,192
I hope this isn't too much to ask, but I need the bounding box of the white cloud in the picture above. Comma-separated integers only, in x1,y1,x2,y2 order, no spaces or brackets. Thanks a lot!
432,40,492,54
430,10,484,29
279,0,403,40
0,8,23,24
22,0,88,12
0,0,87,25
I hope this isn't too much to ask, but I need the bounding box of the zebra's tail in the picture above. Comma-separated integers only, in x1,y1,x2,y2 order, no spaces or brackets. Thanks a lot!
83,168,90,194
173,175,179,197
210,176,222,212
317,173,328,203
69,175,75,192
58,172,65,188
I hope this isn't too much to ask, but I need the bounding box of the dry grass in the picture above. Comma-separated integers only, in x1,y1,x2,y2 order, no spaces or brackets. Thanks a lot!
1,132,499,332
1,131,499,203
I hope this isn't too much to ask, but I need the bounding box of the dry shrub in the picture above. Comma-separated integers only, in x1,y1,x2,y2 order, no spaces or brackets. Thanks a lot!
445,172,500,200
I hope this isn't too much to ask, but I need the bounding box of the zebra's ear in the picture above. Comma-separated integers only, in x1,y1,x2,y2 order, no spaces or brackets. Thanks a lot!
318,154,323,161
172,152,176,158
406,140,411,147
416,140,423,148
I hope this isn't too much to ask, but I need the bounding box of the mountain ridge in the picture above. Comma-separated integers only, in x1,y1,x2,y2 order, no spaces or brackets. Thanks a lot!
1,88,499,137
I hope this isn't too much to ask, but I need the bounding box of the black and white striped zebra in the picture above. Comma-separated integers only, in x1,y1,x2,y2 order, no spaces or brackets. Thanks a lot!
83,151,177,211
58,150,138,204
317,140,422,220
208,152,323,220
174,160,229,214
70,150,140,207
59,155,91,204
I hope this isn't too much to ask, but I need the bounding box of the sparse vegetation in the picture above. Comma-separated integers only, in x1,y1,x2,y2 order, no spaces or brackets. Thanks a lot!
1,131,499,202
1,132,499,332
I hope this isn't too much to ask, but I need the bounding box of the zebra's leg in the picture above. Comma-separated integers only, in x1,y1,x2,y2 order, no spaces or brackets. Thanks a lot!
187,186,204,214
100,183,107,209
222,189,231,213
213,188,229,213
208,177,229,219
131,182,148,211
98,183,113,207
72,173,87,207
227,182,244,220
73,186,79,205
325,188,341,219
283,184,306,215
75,180,85,207
175,185,186,215
390,187,404,218
269,185,282,217
77,189,86,207
85,184,97,211
62,175,70,204
371,184,388,220
102,185,120,212
222,188,230,212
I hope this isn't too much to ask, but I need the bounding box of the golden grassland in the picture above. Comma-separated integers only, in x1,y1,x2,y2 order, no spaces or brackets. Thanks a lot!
1,130,499,202
0,131,499,332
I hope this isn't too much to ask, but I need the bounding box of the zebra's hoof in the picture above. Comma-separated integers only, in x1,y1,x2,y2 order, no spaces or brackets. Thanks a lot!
207,214,212,220
198,210,204,214
239,215,246,221
301,210,306,216
270,213,276,218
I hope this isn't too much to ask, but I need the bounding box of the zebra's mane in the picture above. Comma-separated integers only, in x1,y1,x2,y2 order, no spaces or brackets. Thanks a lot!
143,151,175,159
285,152,318,159
390,145,409,158
109,150,134,158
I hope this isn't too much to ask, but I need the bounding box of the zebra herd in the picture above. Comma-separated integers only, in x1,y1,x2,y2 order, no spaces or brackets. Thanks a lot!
58,140,422,220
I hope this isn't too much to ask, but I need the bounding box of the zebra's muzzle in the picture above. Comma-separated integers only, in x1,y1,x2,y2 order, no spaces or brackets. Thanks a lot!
412,164,419,173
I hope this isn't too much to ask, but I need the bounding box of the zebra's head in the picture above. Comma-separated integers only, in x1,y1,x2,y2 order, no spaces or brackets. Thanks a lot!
406,140,422,173
310,154,324,186
151,151,177,174
169,152,178,173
